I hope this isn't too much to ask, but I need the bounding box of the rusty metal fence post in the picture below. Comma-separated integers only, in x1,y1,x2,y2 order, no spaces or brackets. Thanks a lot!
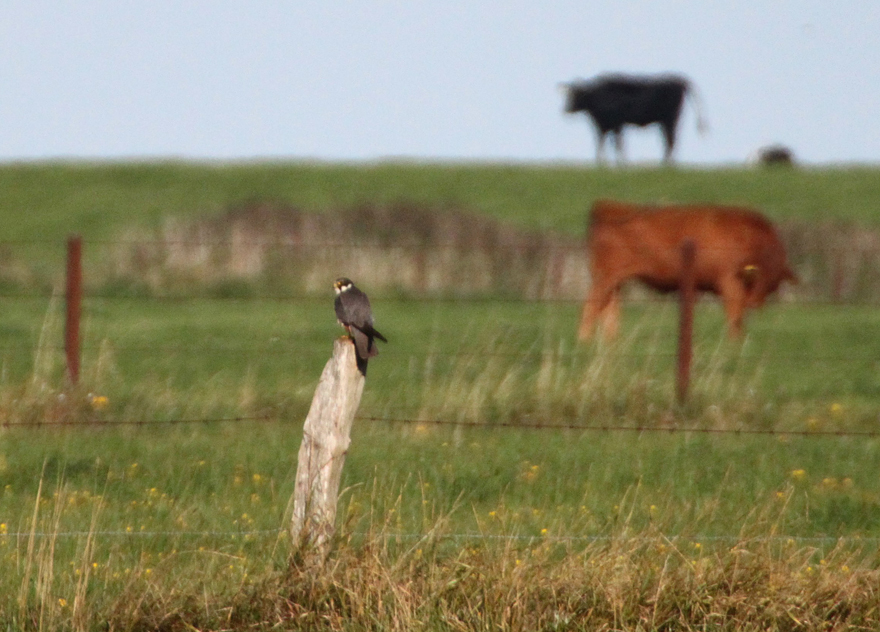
65,235,83,386
677,239,696,404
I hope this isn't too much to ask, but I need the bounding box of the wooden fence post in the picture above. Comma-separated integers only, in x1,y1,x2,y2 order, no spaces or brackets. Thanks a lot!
677,239,696,404
291,337,365,561
65,235,83,386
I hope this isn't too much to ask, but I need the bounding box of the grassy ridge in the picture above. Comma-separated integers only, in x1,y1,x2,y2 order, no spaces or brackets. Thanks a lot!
3,162,880,244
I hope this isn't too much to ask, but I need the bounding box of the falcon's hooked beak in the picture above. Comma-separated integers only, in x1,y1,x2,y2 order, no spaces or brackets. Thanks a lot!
334,278,353,294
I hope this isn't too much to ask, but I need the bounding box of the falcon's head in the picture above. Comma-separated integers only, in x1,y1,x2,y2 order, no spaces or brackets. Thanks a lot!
334,277,353,294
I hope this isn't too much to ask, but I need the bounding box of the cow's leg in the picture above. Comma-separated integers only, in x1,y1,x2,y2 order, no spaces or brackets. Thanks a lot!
595,129,607,164
613,130,625,164
578,282,618,341
718,276,747,338
578,288,604,340
661,122,678,164
599,289,621,339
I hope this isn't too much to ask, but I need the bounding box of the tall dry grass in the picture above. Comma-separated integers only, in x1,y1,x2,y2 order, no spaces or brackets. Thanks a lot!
10,474,107,632
107,202,588,300
2,200,880,304
103,519,880,631
780,220,880,303
7,463,880,631
404,315,772,432
98,202,880,304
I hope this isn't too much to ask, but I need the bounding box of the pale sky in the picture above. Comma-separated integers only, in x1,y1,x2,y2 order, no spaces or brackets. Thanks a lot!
1,1,878,165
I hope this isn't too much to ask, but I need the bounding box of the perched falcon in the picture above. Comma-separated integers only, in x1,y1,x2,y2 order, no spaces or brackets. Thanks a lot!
333,278,387,374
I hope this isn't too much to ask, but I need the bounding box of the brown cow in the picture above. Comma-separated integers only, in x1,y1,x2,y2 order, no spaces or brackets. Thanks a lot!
579,199,797,340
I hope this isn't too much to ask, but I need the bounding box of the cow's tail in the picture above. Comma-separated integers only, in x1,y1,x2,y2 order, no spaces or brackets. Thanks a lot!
685,81,709,135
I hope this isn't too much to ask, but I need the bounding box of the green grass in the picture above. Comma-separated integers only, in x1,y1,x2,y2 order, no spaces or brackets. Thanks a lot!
3,295,878,419
1,293,878,544
2,420,880,629
2,422,879,547
2,161,880,629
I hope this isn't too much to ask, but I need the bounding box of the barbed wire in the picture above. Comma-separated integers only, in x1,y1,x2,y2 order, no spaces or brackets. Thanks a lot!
0,414,277,429
2,527,877,547
0,234,876,254
0,291,877,308
0,239,814,252
2,413,878,438
1,529,284,539
356,415,880,438
0,342,875,363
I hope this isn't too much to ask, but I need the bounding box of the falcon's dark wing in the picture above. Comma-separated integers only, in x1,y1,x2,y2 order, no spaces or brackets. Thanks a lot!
334,280,387,375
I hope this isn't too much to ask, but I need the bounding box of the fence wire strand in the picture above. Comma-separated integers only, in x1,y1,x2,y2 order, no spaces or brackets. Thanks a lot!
3,413,880,438
4,528,879,548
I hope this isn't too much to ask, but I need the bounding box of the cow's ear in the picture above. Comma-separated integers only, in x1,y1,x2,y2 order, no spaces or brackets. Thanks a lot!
739,264,760,288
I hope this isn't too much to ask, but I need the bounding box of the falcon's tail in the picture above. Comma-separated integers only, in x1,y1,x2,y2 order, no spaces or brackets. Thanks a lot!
351,329,380,360
355,355,369,376
363,324,387,343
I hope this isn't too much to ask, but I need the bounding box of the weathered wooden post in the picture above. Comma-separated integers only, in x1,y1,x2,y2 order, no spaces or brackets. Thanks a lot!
291,337,365,561
677,239,696,404
65,235,83,386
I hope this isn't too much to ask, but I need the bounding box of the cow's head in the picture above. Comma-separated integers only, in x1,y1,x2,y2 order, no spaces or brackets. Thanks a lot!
739,262,798,307
560,81,591,114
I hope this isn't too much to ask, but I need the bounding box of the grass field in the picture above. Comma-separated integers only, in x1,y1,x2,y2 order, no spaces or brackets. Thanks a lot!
2,161,880,630
4,162,880,244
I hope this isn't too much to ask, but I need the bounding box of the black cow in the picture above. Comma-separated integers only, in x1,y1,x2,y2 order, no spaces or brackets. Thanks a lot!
562,73,706,164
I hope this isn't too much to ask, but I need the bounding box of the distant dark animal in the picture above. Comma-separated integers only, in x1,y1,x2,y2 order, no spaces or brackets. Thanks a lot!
334,277,387,375
561,73,707,164
755,144,795,166
579,199,797,340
